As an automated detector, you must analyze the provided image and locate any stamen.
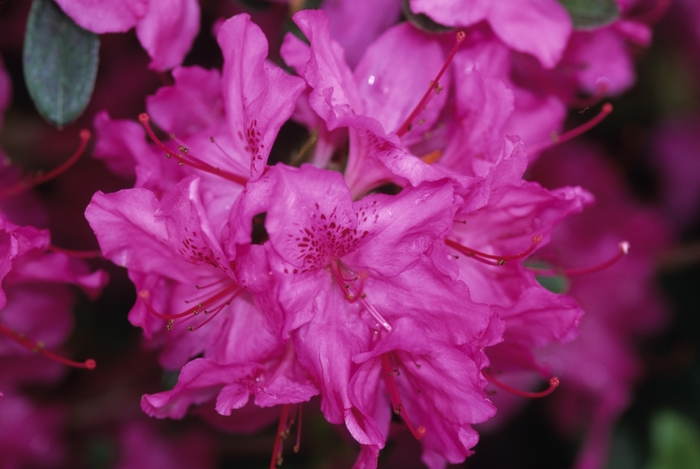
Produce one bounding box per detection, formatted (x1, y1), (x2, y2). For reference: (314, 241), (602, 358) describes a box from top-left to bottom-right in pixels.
(526, 103), (613, 154)
(0, 323), (96, 370)
(483, 368), (559, 398)
(530, 241), (629, 277)
(48, 244), (103, 259)
(187, 298), (237, 332)
(138, 114), (248, 186)
(446, 235), (542, 266)
(396, 31), (466, 138)
(208, 137), (249, 175)
(0, 129), (90, 200)
(330, 262), (392, 331)
(568, 80), (610, 109)
(293, 405), (302, 453)
(269, 404), (303, 468)
(138, 281), (240, 326)
(381, 353), (426, 440)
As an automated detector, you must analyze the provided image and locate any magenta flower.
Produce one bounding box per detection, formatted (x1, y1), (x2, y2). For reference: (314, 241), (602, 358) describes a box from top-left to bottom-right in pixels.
(527, 142), (670, 469)
(0, 392), (65, 469)
(0, 212), (107, 374)
(54, 0), (200, 70)
(408, 0), (573, 68)
(228, 163), (498, 467)
(281, 10), (453, 195)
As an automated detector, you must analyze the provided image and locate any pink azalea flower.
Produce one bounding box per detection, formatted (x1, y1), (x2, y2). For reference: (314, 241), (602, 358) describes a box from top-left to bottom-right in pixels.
(281, 10), (453, 195)
(228, 163), (498, 467)
(0, 213), (107, 374)
(321, 0), (402, 69)
(526, 142), (670, 469)
(408, 0), (573, 68)
(54, 0), (200, 70)
(86, 12), (317, 437)
(0, 392), (65, 469)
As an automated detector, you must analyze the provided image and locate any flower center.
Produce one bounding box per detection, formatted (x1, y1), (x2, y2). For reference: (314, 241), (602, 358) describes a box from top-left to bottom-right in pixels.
(330, 260), (392, 332)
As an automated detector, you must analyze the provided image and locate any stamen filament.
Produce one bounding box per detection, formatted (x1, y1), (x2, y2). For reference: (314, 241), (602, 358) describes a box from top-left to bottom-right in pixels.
(483, 369), (559, 398)
(526, 103), (613, 154)
(138, 114), (248, 186)
(293, 405), (302, 453)
(0, 323), (96, 370)
(446, 235), (542, 266)
(138, 282), (240, 322)
(0, 129), (90, 200)
(381, 353), (426, 440)
(396, 31), (466, 138)
(270, 404), (291, 469)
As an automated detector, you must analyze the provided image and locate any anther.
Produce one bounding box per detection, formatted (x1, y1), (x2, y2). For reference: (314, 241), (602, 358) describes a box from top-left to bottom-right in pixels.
(526, 103), (613, 154)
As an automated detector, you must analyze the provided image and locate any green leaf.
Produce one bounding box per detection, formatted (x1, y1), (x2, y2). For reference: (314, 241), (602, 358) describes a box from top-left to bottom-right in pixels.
(535, 273), (569, 294)
(23, 0), (99, 127)
(647, 410), (700, 469)
(558, 0), (620, 30)
(401, 0), (452, 33)
(526, 260), (570, 294)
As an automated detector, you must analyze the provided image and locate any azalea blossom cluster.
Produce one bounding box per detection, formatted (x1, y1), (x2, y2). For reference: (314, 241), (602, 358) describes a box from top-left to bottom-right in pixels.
(0, 0), (681, 468)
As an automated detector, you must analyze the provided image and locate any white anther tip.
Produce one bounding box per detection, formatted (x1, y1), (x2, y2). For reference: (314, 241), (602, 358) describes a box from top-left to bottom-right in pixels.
(619, 241), (630, 255)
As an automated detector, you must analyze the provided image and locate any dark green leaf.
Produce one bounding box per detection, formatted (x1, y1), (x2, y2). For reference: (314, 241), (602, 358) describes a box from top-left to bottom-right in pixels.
(526, 260), (570, 294)
(558, 0), (620, 30)
(23, 0), (99, 127)
(402, 0), (452, 33)
(535, 273), (569, 294)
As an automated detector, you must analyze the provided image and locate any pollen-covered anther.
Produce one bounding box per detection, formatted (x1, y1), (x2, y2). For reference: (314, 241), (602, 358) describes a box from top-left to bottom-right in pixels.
(138, 113), (248, 186)
(446, 234), (542, 267)
(0, 323), (96, 370)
